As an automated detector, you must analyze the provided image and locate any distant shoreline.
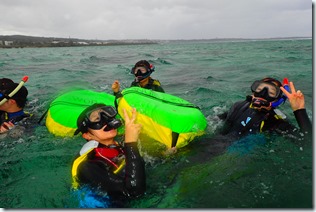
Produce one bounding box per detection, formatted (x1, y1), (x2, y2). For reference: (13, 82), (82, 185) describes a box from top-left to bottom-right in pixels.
(0, 35), (311, 48)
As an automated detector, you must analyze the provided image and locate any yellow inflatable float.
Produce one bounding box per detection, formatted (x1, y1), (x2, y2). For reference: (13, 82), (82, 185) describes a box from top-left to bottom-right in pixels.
(46, 87), (207, 148)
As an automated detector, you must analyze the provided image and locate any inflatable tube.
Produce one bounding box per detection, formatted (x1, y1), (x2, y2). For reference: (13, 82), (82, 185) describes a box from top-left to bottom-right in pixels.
(46, 90), (116, 137)
(117, 87), (207, 148)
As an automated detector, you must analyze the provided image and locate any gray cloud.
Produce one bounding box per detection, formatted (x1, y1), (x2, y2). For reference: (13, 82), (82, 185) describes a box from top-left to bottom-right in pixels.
(0, 0), (312, 40)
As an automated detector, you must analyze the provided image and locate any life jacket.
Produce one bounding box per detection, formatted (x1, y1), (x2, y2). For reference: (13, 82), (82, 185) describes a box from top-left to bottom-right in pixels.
(72, 140), (126, 189)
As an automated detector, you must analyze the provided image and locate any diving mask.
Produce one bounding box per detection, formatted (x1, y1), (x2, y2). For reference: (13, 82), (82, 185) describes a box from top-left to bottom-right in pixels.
(75, 105), (122, 135)
(251, 80), (282, 102)
(131, 63), (155, 82)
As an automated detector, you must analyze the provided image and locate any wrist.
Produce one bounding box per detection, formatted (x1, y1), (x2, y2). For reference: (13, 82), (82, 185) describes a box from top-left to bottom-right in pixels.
(125, 140), (137, 143)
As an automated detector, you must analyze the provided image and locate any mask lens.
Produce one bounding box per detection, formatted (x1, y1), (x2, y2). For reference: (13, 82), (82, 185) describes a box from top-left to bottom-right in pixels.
(134, 67), (148, 74)
(251, 81), (280, 98)
(85, 106), (120, 131)
(99, 106), (117, 118)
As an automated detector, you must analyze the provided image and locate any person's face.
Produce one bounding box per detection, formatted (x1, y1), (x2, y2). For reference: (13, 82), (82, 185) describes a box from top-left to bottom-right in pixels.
(133, 66), (148, 75)
(0, 99), (14, 112)
(253, 82), (278, 98)
(83, 109), (118, 142)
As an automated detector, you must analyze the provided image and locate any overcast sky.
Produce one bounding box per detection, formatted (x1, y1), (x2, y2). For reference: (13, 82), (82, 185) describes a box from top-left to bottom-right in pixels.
(0, 0), (312, 40)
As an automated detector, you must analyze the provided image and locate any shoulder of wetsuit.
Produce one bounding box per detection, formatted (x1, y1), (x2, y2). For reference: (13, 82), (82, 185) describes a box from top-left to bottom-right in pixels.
(151, 79), (161, 86)
(150, 79), (165, 92)
(131, 80), (139, 86)
(10, 112), (32, 124)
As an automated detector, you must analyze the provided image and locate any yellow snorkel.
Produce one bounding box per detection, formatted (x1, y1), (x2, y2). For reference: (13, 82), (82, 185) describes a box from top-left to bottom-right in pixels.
(0, 76), (29, 106)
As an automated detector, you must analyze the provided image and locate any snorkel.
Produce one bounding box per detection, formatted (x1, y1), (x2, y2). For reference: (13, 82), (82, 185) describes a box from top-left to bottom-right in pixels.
(271, 78), (290, 108)
(0, 76), (29, 106)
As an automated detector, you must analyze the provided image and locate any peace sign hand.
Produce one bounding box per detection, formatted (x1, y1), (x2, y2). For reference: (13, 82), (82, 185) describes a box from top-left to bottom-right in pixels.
(123, 108), (142, 143)
(280, 81), (305, 111)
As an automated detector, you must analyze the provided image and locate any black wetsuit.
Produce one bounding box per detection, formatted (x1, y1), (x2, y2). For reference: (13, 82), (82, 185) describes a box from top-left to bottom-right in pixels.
(184, 96), (312, 165)
(0, 110), (32, 138)
(220, 96), (312, 141)
(130, 77), (165, 93)
(73, 142), (146, 201)
(0, 110), (30, 125)
(113, 78), (164, 101)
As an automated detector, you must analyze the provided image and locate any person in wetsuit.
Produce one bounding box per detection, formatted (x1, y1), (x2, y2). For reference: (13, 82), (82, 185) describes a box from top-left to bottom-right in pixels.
(0, 78), (31, 136)
(111, 60), (165, 97)
(72, 103), (146, 206)
(220, 77), (312, 142)
(112, 60), (180, 155)
(184, 77), (312, 165)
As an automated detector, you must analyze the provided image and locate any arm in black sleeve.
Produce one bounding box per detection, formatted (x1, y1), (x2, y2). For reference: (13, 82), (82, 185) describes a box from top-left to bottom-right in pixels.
(113, 91), (123, 98)
(268, 109), (312, 144)
(123, 142), (146, 198)
(293, 109), (312, 135)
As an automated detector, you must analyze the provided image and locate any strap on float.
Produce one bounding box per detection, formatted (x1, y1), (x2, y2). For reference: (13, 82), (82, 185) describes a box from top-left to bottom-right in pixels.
(171, 131), (179, 148)
(37, 108), (49, 124)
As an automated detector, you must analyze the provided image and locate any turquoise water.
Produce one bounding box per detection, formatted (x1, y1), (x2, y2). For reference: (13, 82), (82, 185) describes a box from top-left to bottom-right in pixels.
(0, 39), (313, 208)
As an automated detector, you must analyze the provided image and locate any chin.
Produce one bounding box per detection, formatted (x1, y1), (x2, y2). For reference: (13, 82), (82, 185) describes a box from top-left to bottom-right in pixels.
(108, 129), (118, 134)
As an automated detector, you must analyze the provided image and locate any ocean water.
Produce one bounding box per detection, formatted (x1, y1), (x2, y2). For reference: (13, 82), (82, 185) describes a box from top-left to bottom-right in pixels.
(0, 39), (313, 208)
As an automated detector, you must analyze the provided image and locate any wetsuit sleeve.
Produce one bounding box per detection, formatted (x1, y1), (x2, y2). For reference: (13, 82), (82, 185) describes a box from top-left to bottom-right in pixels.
(123, 142), (146, 197)
(113, 91), (123, 99)
(0, 111), (5, 125)
(152, 80), (165, 93)
(265, 109), (312, 143)
(293, 109), (312, 135)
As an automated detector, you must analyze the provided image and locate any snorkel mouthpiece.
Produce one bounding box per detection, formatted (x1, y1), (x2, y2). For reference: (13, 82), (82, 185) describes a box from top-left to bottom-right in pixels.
(104, 119), (122, 131)
(0, 76), (28, 106)
(271, 78), (290, 108)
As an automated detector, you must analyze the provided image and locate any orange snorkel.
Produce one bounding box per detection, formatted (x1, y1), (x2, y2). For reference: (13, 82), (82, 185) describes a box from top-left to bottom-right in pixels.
(0, 76), (29, 106)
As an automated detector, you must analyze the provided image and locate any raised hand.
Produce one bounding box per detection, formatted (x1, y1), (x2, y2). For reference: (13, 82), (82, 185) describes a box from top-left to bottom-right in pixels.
(123, 108), (142, 143)
(280, 81), (305, 111)
(112, 80), (120, 93)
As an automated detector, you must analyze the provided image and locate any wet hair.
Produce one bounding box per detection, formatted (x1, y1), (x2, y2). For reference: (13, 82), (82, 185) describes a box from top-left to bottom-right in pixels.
(133, 60), (151, 70)
(0, 78), (14, 90)
(261, 77), (282, 87)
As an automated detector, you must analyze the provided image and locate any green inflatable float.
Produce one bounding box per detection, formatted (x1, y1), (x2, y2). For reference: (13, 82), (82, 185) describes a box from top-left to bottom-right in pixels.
(46, 87), (207, 148)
